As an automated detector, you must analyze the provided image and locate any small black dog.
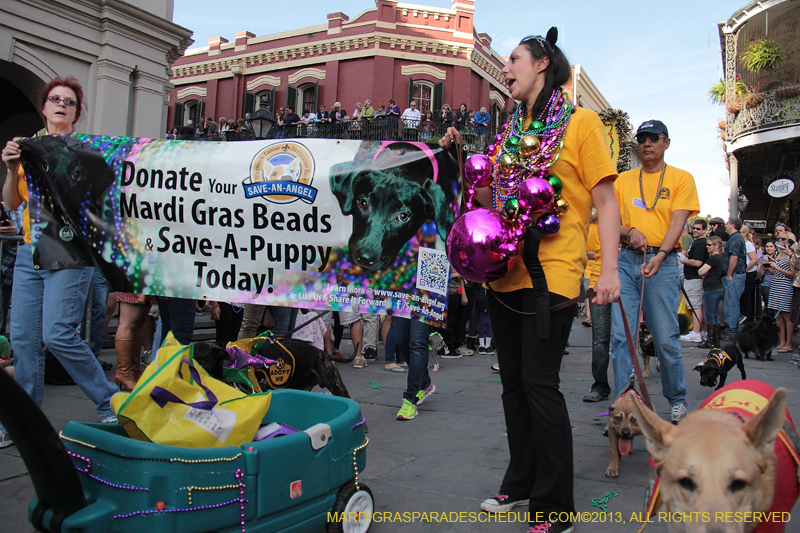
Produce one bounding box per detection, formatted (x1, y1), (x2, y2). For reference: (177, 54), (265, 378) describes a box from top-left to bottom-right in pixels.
(693, 344), (746, 390)
(330, 142), (457, 271)
(192, 340), (352, 398)
(736, 314), (780, 361)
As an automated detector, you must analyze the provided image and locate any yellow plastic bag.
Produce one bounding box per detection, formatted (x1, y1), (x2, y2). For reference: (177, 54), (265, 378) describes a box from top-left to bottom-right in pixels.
(111, 333), (271, 448)
(678, 294), (693, 332)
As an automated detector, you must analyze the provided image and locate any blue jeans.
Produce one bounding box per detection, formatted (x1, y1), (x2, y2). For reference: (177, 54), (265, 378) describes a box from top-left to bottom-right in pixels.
(589, 300), (612, 398)
(610, 249), (686, 406)
(272, 306), (299, 338)
(11, 244), (117, 419)
(722, 273), (746, 335)
(394, 317), (432, 403)
(383, 319), (405, 365)
(80, 268), (109, 357)
(156, 297), (196, 345)
(703, 288), (724, 325)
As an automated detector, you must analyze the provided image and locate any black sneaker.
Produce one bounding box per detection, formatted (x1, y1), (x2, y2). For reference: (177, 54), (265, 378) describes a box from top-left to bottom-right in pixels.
(480, 493), (528, 513)
(478, 346), (487, 355)
(528, 521), (573, 533)
(363, 347), (378, 361)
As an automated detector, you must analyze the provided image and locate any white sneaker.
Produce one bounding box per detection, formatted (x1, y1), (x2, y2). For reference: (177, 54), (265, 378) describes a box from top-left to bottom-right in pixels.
(680, 332), (702, 343)
(669, 403), (688, 425)
(100, 416), (118, 424)
(0, 429), (13, 448)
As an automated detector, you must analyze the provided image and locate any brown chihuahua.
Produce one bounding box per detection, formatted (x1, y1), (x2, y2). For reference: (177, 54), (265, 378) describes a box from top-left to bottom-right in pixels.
(605, 382), (643, 478)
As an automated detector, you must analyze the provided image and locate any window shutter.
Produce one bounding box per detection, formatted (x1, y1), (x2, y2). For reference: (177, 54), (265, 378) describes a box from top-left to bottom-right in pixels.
(433, 81), (444, 113)
(286, 86), (297, 111)
(491, 103), (498, 132)
(408, 77), (414, 108)
(312, 81), (318, 114)
(173, 102), (184, 127)
(269, 87), (276, 110)
(243, 92), (255, 116)
(197, 99), (204, 121)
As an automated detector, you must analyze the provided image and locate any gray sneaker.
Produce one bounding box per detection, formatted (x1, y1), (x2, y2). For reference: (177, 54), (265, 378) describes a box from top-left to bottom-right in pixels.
(582, 390), (608, 402)
(669, 403), (688, 425)
(0, 429), (13, 448)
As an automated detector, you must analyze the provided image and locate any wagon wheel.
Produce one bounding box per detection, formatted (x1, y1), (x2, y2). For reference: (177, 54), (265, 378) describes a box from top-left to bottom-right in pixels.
(326, 482), (374, 533)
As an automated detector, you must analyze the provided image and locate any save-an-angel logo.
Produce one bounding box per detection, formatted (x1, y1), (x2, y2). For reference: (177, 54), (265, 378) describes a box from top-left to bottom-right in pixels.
(243, 142), (317, 204)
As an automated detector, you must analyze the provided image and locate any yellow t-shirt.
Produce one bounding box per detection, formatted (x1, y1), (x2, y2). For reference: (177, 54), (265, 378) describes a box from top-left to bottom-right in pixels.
(587, 222), (602, 289)
(615, 165), (700, 248)
(490, 107), (618, 299)
(17, 165), (31, 245)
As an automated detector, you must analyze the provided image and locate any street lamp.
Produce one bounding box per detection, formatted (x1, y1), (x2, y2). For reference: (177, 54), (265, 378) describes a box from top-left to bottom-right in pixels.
(249, 104), (276, 139)
(737, 187), (749, 213)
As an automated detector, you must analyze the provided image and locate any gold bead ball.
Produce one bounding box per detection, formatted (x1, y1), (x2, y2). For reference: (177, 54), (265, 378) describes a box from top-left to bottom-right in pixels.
(496, 153), (518, 176)
(518, 135), (541, 158)
(555, 198), (569, 214)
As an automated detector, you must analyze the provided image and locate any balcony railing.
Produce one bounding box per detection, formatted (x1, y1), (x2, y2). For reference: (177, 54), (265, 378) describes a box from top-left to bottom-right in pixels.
(728, 91), (800, 143)
(181, 121), (499, 154)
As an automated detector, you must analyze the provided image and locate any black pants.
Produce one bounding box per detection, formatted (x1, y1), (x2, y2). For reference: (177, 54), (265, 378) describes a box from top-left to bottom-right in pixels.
(488, 289), (575, 520)
(740, 271), (758, 320)
(215, 303), (244, 347)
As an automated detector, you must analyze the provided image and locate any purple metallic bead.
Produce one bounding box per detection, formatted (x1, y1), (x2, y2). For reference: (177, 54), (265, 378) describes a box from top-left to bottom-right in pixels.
(516, 178), (555, 215)
(446, 208), (519, 283)
(535, 213), (561, 235)
(486, 144), (498, 156)
(494, 134), (504, 144)
(463, 154), (495, 188)
(502, 123), (508, 131)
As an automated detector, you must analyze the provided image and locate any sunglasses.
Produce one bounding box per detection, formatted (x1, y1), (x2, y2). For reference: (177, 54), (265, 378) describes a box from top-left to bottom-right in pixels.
(636, 133), (662, 144)
(47, 95), (77, 107)
(693, 227), (705, 231)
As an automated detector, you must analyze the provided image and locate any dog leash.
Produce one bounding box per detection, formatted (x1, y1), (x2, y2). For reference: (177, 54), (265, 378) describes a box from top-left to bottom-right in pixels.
(273, 309), (332, 340)
(486, 285), (655, 410)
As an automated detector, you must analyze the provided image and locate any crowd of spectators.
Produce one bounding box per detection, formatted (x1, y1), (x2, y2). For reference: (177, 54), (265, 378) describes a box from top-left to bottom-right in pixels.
(170, 98), (498, 149)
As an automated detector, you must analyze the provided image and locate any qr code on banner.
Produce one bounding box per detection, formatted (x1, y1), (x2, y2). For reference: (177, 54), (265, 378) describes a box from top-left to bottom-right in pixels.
(416, 247), (450, 296)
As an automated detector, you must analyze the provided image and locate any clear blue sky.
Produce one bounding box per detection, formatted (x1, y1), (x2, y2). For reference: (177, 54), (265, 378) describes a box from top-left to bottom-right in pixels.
(173, 0), (744, 218)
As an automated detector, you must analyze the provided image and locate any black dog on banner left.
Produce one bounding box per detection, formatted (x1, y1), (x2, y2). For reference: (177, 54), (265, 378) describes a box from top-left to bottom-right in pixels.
(330, 142), (457, 271)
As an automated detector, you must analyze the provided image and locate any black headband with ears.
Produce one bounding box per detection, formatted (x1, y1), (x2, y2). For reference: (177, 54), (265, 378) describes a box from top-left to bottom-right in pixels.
(545, 27), (558, 47)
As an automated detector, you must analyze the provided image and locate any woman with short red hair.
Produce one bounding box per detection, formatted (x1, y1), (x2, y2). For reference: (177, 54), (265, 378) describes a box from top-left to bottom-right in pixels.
(0, 76), (119, 448)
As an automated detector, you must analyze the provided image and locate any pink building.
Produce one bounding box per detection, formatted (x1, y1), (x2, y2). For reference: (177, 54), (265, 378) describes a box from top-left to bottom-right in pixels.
(168, 0), (513, 130)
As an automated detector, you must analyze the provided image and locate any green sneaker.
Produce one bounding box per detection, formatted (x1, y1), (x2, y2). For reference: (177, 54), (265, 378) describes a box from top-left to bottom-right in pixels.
(415, 383), (436, 406)
(396, 399), (418, 420)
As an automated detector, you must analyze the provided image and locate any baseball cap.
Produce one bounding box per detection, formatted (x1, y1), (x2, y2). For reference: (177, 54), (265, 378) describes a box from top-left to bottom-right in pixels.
(636, 120), (669, 137)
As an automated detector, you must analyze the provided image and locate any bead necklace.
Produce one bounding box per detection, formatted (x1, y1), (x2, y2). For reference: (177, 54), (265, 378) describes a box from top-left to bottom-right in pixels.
(638, 164), (668, 211)
(488, 88), (572, 235)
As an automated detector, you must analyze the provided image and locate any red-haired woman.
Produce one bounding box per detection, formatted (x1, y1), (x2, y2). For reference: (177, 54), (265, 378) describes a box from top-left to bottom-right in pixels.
(1, 77), (120, 447)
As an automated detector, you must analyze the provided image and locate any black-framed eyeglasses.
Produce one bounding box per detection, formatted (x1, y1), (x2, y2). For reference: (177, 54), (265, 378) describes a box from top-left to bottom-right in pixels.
(47, 95), (77, 107)
(636, 133), (662, 144)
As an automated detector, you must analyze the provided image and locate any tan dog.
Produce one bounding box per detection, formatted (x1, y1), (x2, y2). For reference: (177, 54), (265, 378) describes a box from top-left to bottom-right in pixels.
(606, 383), (643, 478)
(630, 381), (800, 533)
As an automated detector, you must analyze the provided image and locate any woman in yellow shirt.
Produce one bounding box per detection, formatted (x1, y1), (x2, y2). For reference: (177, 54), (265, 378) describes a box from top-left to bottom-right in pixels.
(441, 28), (620, 533)
(0, 77), (119, 448)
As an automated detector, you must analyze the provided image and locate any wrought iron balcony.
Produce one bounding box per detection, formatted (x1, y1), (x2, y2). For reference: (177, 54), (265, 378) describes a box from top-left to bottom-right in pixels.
(728, 90), (800, 144)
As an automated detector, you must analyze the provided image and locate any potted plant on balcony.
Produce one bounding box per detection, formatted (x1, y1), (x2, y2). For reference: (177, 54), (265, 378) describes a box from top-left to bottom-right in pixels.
(741, 39), (785, 72)
(775, 85), (800, 100)
(709, 78), (748, 114)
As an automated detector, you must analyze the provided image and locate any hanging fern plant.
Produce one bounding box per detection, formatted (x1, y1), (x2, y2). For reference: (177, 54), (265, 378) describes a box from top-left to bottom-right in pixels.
(707, 79), (747, 104)
(741, 39), (785, 71)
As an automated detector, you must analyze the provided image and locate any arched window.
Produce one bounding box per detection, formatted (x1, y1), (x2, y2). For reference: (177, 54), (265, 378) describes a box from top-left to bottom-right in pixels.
(410, 81), (434, 115)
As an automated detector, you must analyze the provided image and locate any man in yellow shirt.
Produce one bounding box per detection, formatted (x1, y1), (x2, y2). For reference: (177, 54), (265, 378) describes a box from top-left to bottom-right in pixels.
(612, 120), (700, 424)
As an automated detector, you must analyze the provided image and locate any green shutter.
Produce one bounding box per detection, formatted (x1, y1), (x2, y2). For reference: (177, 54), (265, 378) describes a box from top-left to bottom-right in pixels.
(243, 92), (255, 115)
(173, 102), (184, 127)
(433, 81), (444, 113)
(286, 86), (297, 111)
(408, 77), (414, 108)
